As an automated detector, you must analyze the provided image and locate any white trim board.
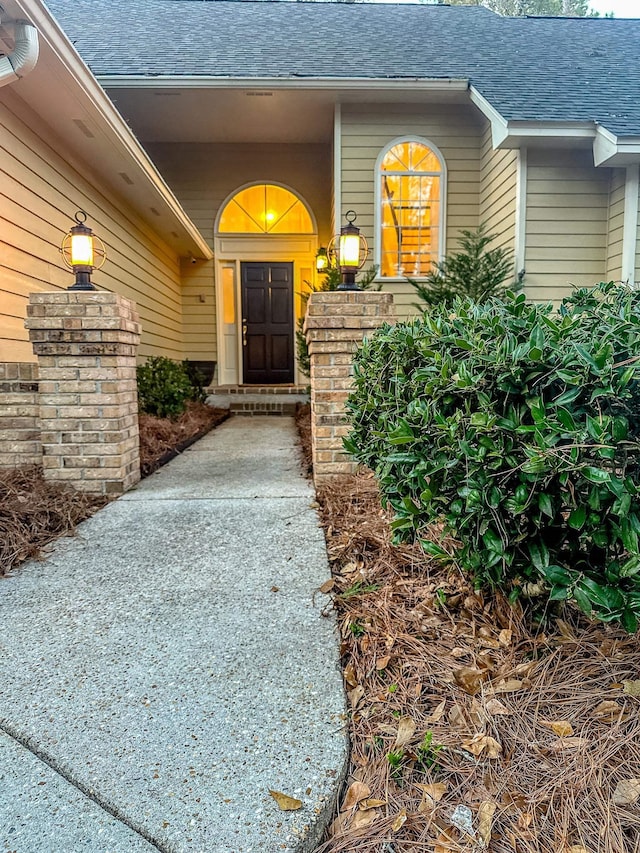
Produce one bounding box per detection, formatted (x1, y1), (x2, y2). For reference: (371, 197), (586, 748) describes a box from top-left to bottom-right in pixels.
(622, 164), (639, 285)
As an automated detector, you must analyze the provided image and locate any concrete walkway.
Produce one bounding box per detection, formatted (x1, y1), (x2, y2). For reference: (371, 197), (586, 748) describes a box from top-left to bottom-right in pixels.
(0, 417), (347, 853)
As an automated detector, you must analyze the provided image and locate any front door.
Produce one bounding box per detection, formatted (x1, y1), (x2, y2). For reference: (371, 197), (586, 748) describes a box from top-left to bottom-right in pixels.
(241, 262), (294, 385)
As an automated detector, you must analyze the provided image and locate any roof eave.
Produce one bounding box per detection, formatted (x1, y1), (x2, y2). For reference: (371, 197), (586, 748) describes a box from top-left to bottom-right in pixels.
(98, 75), (471, 92)
(7, 0), (212, 259)
(594, 126), (640, 166)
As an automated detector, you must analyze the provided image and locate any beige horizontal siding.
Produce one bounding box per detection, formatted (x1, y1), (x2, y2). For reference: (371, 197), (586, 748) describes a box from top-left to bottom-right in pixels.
(146, 142), (332, 361)
(0, 90), (183, 363)
(524, 148), (610, 302)
(340, 103), (483, 320)
(479, 123), (518, 256)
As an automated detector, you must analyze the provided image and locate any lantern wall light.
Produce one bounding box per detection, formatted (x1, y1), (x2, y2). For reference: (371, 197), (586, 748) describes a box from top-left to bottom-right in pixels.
(61, 210), (106, 291)
(317, 211), (369, 290)
(315, 247), (329, 273)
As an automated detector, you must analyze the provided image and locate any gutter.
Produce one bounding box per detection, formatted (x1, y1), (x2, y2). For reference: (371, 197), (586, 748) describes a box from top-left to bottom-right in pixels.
(98, 75), (471, 92)
(0, 12), (39, 87)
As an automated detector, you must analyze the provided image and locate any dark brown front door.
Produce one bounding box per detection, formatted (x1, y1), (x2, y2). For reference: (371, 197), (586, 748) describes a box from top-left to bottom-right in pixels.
(241, 262), (294, 385)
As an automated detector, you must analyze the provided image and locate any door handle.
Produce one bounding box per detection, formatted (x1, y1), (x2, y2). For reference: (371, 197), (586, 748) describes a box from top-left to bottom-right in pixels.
(242, 320), (247, 347)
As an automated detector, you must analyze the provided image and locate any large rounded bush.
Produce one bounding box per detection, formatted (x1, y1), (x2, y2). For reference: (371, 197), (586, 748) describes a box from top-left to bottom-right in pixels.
(345, 284), (640, 631)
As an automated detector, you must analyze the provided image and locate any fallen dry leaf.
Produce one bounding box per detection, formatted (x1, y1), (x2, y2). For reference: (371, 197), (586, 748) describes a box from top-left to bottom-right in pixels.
(567, 846), (589, 853)
(499, 629), (513, 647)
(343, 662), (358, 688)
(416, 781), (448, 814)
(391, 808), (407, 832)
(376, 655), (390, 670)
(453, 666), (488, 695)
(351, 808), (379, 830)
(318, 578), (335, 594)
(548, 737), (590, 751)
(592, 700), (622, 720)
(612, 778), (640, 805)
(426, 698), (447, 723)
(341, 781), (371, 811)
(623, 680), (640, 696)
(485, 698), (511, 716)
(434, 830), (456, 853)
(489, 679), (524, 694)
(394, 715), (416, 747)
(463, 734), (502, 758)
(359, 798), (386, 810)
(268, 790), (302, 811)
(478, 800), (497, 847)
(541, 720), (574, 737)
(348, 685), (365, 711)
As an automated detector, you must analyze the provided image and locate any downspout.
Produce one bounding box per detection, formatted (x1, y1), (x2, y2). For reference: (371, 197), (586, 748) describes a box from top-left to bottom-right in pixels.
(0, 17), (39, 87)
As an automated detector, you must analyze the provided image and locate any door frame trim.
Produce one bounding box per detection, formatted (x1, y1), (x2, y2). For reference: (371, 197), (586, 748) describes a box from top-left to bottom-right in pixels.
(213, 235), (317, 385)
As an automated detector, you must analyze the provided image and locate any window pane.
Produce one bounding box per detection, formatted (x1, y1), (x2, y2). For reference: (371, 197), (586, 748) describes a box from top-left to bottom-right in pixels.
(379, 167), (440, 277)
(219, 184), (314, 234)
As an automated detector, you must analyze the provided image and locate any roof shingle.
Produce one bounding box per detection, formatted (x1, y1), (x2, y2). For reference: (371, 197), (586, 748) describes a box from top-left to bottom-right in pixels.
(45, 0), (640, 137)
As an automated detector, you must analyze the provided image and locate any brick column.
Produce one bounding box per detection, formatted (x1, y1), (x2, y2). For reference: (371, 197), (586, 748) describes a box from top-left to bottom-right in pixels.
(304, 291), (395, 486)
(25, 292), (141, 496)
(0, 363), (41, 468)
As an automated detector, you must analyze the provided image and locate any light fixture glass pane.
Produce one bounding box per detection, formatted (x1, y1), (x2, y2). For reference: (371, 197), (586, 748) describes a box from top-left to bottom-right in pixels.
(71, 233), (93, 266)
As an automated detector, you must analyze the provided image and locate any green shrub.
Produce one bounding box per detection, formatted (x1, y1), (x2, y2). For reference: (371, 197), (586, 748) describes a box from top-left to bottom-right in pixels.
(407, 223), (522, 308)
(345, 284), (640, 632)
(137, 356), (196, 419)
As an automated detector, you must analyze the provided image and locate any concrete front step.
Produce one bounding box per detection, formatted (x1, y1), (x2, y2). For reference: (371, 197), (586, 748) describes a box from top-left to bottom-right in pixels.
(207, 391), (309, 416)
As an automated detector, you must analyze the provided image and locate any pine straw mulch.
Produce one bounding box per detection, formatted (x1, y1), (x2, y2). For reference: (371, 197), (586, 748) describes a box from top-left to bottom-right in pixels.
(0, 467), (107, 576)
(314, 472), (640, 853)
(1, 402), (230, 576)
(139, 400), (229, 476)
(295, 401), (313, 477)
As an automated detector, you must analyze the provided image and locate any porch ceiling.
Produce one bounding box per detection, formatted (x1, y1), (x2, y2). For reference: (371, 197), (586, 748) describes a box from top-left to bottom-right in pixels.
(104, 86), (470, 145)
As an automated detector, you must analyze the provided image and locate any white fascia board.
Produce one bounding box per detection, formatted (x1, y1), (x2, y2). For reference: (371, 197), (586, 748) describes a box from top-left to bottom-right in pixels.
(594, 126), (640, 167)
(10, 0), (212, 259)
(469, 85), (509, 147)
(99, 76), (471, 92)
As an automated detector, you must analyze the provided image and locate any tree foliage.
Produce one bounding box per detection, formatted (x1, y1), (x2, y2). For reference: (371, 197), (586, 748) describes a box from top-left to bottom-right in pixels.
(407, 223), (520, 308)
(433, 0), (596, 15)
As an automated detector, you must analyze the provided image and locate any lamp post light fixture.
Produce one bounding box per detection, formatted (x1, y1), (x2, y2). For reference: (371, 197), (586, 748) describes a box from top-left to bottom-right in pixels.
(61, 210), (106, 291)
(315, 246), (329, 273)
(336, 210), (367, 291)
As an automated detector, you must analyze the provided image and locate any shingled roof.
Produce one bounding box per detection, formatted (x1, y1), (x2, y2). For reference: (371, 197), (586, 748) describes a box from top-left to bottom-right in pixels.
(45, 0), (640, 137)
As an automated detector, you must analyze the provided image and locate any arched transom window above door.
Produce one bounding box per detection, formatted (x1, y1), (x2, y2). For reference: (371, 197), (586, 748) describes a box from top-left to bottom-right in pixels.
(378, 138), (445, 278)
(218, 184), (315, 235)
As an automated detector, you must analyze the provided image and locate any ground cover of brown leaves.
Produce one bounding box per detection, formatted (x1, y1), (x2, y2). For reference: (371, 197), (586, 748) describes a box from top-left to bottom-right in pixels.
(0, 467), (107, 576)
(139, 401), (229, 476)
(314, 473), (640, 853)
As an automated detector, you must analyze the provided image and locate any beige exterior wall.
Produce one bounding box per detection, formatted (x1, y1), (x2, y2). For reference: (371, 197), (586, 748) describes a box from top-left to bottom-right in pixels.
(606, 168), (626, 283)
(339, 103), (483, 319)
(479, 123), (518, 254)
(524, 148), (610, 302)
(0, 90), (183, 363)
(147, 142), (333, 363)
